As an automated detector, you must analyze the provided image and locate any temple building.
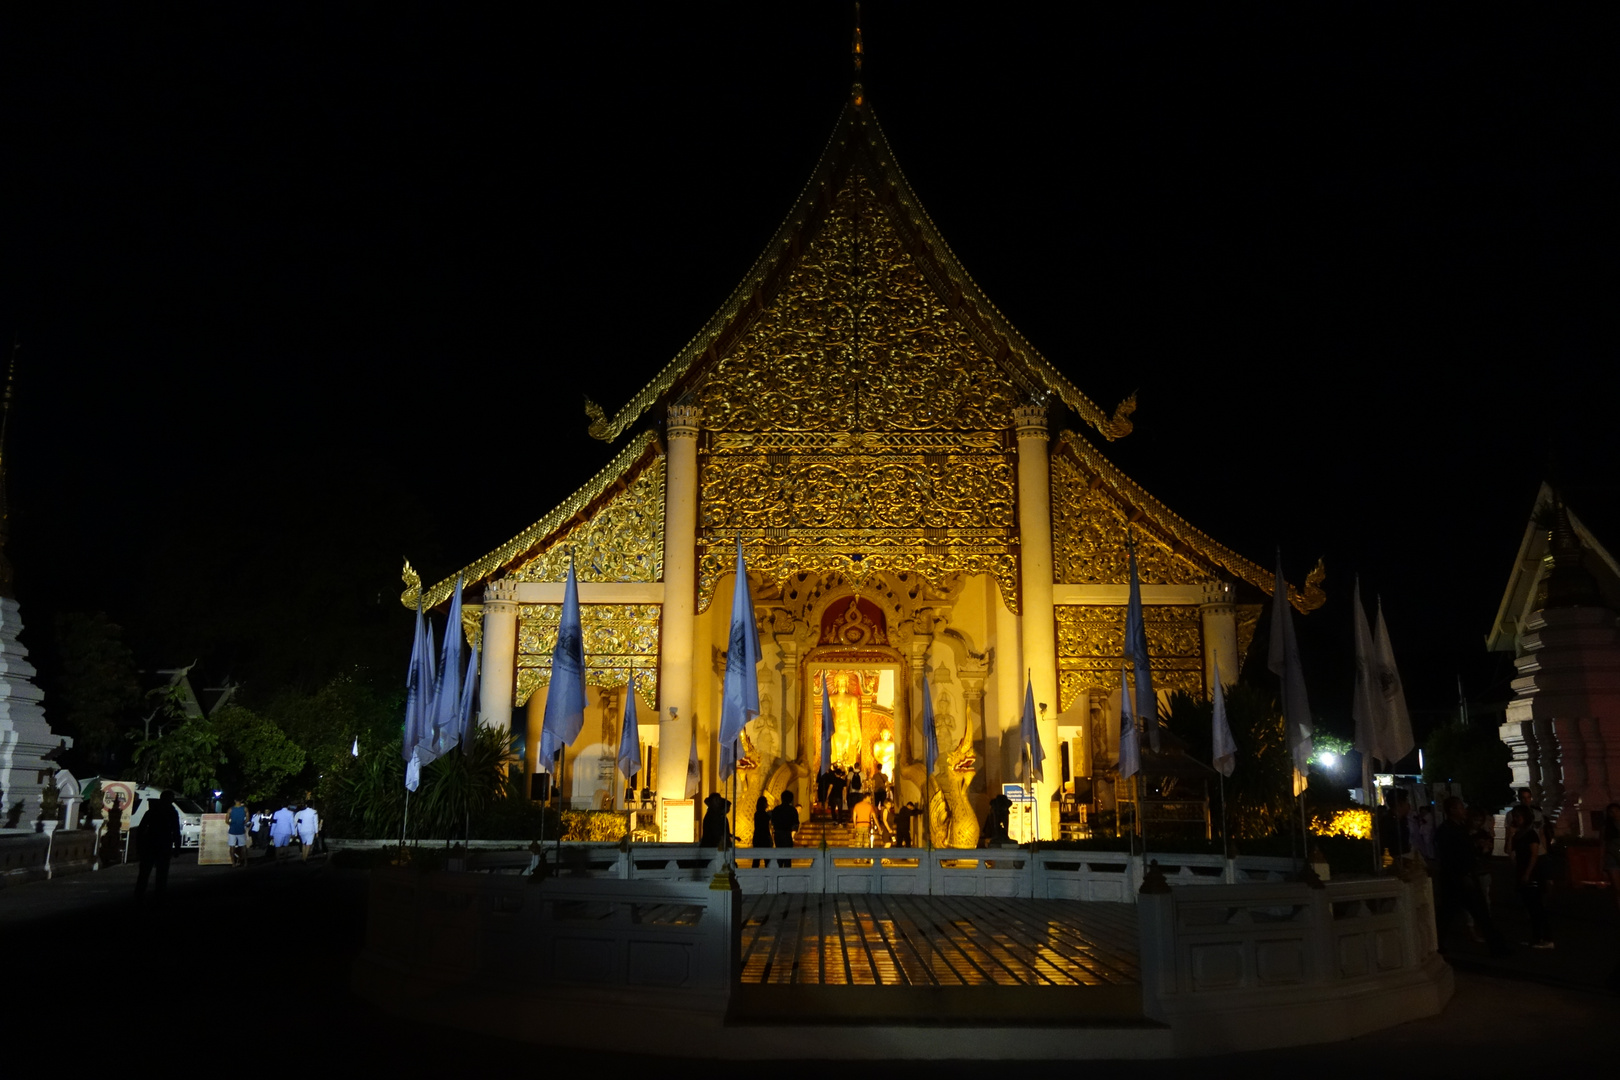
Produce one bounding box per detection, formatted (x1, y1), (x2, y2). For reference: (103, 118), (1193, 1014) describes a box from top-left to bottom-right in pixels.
(1488, 485), (1620, 836)
(401, 81), (1323, 844)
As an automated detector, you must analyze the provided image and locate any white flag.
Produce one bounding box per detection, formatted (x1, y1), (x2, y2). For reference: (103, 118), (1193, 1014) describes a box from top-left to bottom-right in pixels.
(1118, 666), (1140, 781)
(351, 736), (359, 758)
(1267, 556), (1313, 777)
(1211, 657), (1236, 778)
(1372, 598), (1415, 765)
(405, 748), (422, 793)
(1350, 577), (1380, 763)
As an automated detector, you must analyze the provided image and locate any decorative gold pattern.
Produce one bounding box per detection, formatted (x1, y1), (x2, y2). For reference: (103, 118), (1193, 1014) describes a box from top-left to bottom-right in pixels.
(1055, 605), (1205, 712)
(461, 603), (483, 650)
(1050, 454), (1209, 586)
(404, 431), (661, 611)
(1235, 605), (1262, 674)
(1052, 431), (1326, 613)
(587, 103), (1130, 444)
(513, 604), (661, 707)
(686, 172), (1025, 617)
(695, 174), (1018, 433)
(511, 459), (664, 583)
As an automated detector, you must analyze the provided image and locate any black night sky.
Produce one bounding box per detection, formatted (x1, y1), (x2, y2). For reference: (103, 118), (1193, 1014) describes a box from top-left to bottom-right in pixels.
(3, 5), (1615, 739)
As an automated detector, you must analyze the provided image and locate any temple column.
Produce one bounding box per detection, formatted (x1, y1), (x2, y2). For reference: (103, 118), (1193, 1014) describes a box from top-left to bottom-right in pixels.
(656, 405), (701, 800)
(479, 578), (519, 732)
(1015, 404), (1059, 837)
(1200, 581), (1239, 695)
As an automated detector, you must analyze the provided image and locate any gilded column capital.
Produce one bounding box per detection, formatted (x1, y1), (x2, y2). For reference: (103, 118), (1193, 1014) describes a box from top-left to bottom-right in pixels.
(1199, 580), (1235, 612)
(1014, 404), (1049, 442)
(484, 578), (520, 608)
(667, 405), (703, 440)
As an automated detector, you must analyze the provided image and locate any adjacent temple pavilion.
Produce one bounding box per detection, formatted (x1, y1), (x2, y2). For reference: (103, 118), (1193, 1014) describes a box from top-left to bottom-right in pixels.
(401, 77), (1324, 845)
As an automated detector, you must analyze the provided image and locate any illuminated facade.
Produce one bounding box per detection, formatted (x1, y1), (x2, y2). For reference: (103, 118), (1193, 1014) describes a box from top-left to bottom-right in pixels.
(401, 88), (1322, 843)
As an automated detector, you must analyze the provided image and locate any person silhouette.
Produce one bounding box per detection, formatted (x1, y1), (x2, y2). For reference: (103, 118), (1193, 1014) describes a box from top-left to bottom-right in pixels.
(135, 791), (181, 900)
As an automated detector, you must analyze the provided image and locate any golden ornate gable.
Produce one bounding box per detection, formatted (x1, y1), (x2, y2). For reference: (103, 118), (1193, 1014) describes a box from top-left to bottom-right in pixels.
(694, 172), (1018, 432)
(583, 101), (1136, 445)
(1050, 430), (1326, 612)
(403, 431), (663, 611)
(690, 169), (1021, 612)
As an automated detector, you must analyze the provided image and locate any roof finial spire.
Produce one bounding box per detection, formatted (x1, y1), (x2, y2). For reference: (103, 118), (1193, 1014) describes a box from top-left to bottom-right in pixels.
(0, 339), (17, 599)
(851, 3), (865, 108)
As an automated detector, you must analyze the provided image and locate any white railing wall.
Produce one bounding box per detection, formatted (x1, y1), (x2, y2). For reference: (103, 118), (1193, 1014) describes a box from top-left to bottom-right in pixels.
(1135, 874), (1449, 1053)
(477, 844), (1298, 903)
(361, 866), (739, 1002)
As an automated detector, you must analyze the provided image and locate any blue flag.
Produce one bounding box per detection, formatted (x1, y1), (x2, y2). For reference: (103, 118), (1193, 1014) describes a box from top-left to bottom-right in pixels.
(1019, 674), (1044, 784)
(457, 639), (480, 749)
(1118, 666), (1141, 781)
(1211, 657), (1236, 777)
(1123, 542), (1158, 752)
(403, 600), (431, 761)
(429, 575), (465, 753)
(820, 676), (835, 775)
(617, 671), (642, 783)
(718, 537), (761, 781)
(922, 670), (939, 776)
(540, 560), (588, 767)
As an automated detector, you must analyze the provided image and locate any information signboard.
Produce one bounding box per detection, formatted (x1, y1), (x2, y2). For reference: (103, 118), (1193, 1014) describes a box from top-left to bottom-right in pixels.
(1002, 783), (1036, 844)
(197, 813), (232, 865)
(659, 799), (695, 843)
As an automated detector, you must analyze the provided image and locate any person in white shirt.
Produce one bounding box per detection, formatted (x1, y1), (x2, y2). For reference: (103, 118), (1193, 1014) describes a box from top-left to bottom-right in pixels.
(270, 804), (296, 860)
(293, 804), (320, 861)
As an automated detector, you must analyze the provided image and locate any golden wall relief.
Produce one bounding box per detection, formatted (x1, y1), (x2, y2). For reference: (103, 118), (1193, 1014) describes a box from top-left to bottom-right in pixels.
(509, 458), (665, 584)
(513, 603), (660, 707)
(693, 172), (1019, 433)
(696, 437), (1019, 613)
(1055, 605), (1205, 713)
(1049, 453), (1210, 586)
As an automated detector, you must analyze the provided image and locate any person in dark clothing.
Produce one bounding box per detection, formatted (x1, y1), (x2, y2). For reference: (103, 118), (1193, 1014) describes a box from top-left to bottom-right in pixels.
(847, 768), (864, 818)
(895, 801), (919, 848)
(698, 793), (730, 848)
(135, 791), (182, 899)
(828, 766), (847, 822)
(751, 796), (773, 867)
(770, 791), (799, 867)
(982, 793), (1013, 846)
(816, 769), (834, 815)
(1434, 797), (1509, 955)
(1510, 806), (1553, 948)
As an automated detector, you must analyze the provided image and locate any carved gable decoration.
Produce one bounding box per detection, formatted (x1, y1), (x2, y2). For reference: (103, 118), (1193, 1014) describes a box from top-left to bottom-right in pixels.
(818, 596), (889, 647)
(511, 457), (665, 583)
(1051, 452), (1209, 586)
(694, 172), (1018, 433)
(691, 172), (1021, 614)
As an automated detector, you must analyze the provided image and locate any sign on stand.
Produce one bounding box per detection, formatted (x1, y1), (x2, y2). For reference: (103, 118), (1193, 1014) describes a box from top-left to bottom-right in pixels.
(198, 813), (232, 865)
(1003, 784), (1036, 845)
(660, 799), (695, 843)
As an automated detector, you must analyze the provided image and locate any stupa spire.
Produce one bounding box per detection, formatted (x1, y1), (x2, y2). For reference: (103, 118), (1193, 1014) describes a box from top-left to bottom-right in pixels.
(0, 341), (15, 599)
(851, 3), (865, 108)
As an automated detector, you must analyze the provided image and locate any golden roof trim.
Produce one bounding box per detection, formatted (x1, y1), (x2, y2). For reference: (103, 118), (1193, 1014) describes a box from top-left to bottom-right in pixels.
(585, 100), (1133, 444)
(1053, 429), (1325, 613)
(403, 430), (662, 611)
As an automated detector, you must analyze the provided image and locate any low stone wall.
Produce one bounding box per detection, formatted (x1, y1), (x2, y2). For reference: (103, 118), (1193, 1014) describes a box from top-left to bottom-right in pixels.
(0, 828), (98, 886)
(354, 866), (739, 1014)
(1136, 875), (1452, 1054)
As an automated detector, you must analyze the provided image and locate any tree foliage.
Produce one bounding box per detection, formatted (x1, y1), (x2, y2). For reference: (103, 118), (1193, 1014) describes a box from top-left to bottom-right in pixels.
(52, 612), (142, 767)
(212, 704), (305, 801)
(1162, 683), (1296, 840)
(1423, 716), (1512, 808)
